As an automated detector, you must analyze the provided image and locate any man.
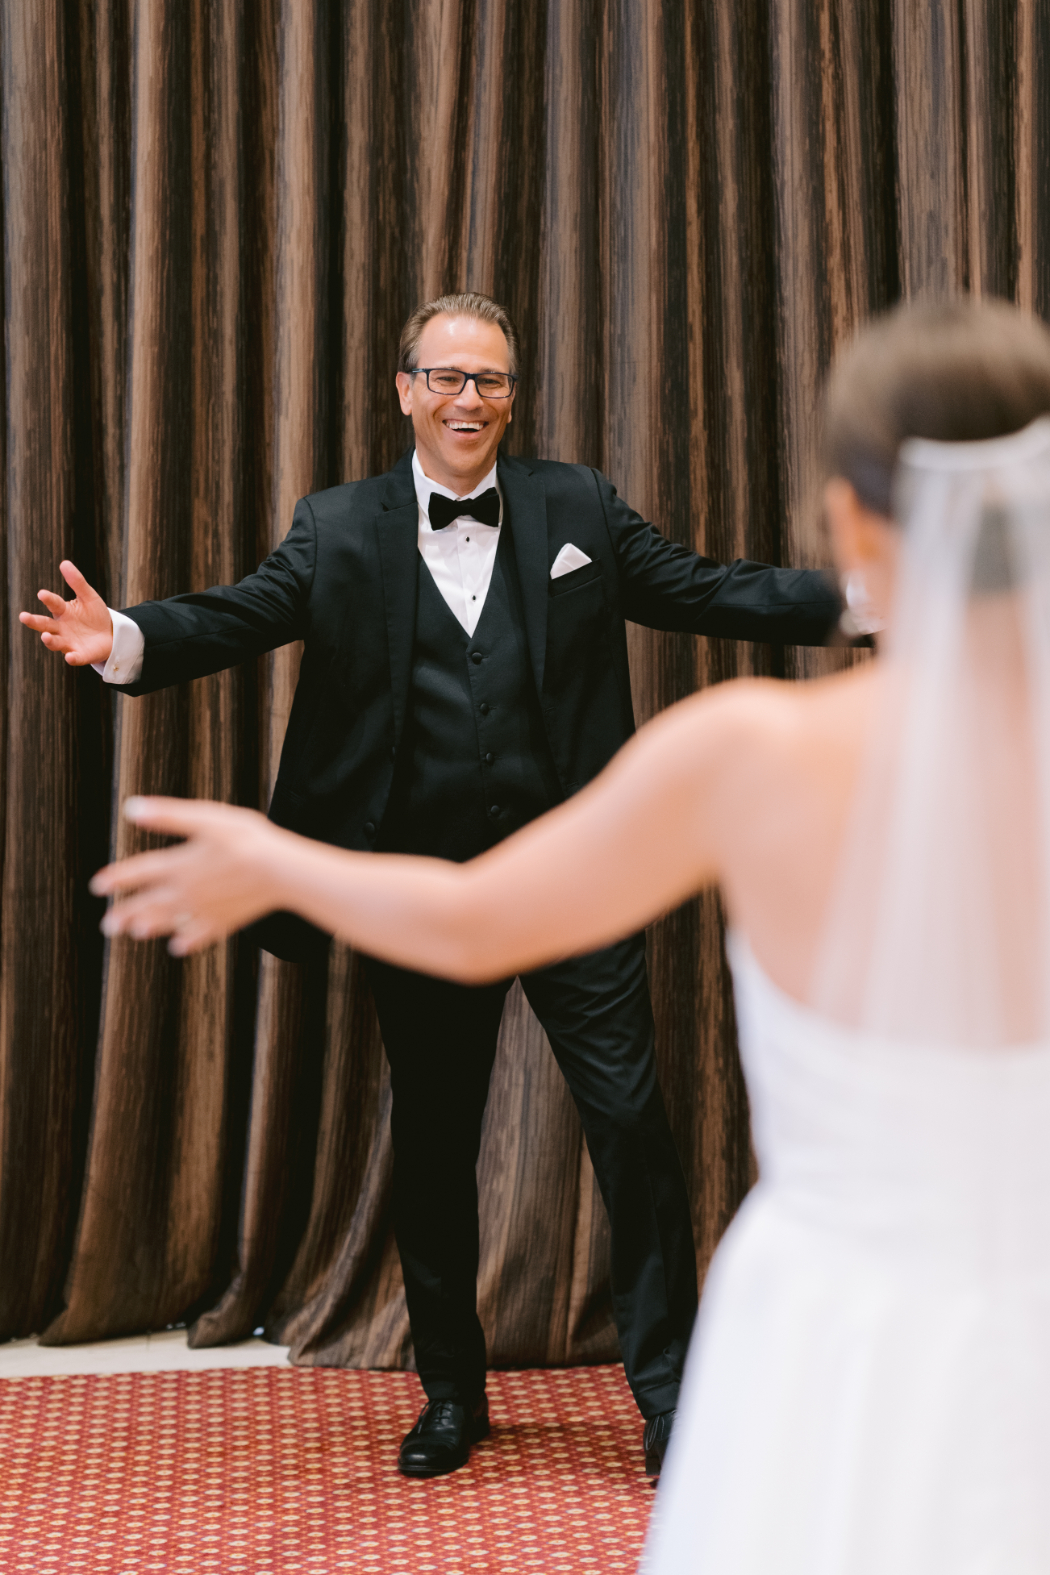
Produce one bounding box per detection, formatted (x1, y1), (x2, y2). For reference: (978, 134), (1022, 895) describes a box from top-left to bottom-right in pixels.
(22, 292), (842, 1478)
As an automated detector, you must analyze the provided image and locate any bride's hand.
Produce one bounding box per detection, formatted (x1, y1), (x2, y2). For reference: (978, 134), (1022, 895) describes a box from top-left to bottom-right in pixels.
(91, 797), (286, 954)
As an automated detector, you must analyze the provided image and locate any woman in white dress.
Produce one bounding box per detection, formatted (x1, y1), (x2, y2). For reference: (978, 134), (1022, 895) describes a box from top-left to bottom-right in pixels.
(95, 299), (1050, 1571)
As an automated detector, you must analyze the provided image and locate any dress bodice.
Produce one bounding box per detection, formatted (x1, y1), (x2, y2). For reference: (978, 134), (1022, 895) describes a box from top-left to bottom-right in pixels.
(644, 933), (1050, 1572)
(726, 930), (1050, 1281)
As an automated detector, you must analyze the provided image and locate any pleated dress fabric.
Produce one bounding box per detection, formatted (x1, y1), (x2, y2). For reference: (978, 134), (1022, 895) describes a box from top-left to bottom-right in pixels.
(644, 933), (1050, 1574)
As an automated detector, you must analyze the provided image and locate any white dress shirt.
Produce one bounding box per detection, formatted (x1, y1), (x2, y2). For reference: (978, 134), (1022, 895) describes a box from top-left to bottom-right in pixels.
(96, 450), (504, 685)
(412, 450), (503, 637)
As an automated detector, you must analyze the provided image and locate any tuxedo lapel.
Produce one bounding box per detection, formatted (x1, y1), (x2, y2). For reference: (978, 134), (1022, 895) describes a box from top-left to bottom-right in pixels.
(499, 454), (549, 696)
(375, 454), (420, 748)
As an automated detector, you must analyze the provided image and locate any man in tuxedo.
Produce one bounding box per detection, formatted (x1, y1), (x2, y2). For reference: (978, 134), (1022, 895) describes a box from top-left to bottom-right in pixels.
(23, 291), (841, 1478)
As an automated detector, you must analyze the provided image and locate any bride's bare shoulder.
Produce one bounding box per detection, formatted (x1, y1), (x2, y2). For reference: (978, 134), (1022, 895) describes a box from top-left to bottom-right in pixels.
(672, 663), (874, 733)
(648, 664), (877, 786)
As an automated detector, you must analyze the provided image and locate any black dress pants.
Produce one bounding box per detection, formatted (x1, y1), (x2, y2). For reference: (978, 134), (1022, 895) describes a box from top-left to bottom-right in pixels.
(365, 933), (698, 1420)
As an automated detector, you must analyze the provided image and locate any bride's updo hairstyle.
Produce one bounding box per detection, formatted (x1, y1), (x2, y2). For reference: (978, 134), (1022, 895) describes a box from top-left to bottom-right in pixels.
(822, 298), (1050, 518)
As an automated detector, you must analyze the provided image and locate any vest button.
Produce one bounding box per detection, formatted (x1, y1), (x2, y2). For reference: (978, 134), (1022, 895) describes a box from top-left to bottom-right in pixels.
(484, 752), (495, 765)
(489, 804), (500, 818)
(470, 651), (483, 664)
(364, 821), (376, 838)
(479, 702), (490, 715)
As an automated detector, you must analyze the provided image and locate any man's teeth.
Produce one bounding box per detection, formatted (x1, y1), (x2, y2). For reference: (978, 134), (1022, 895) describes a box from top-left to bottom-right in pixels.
(446, 421), (484, 431)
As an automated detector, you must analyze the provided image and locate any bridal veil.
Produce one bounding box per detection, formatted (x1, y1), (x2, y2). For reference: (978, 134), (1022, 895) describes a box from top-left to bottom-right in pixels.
(813, 415), (1050, 1048)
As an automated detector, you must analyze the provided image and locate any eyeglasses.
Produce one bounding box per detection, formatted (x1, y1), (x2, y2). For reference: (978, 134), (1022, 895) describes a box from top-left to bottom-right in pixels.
(409, 368), (518, 399)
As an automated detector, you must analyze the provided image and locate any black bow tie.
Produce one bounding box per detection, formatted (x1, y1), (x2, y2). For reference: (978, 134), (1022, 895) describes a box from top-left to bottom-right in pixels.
(429, 487), (501, 530)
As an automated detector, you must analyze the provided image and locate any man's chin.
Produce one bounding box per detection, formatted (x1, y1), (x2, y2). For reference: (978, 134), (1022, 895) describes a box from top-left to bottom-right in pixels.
(414, 425), (504, 487)
(435, 442), (500, 481)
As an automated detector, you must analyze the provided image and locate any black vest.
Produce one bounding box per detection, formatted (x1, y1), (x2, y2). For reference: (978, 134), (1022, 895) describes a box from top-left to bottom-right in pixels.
(379, 533), (562, 861)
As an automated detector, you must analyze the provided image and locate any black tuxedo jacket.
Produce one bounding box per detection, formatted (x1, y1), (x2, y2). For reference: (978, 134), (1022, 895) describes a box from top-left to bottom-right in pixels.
(124, 449), (839, 856)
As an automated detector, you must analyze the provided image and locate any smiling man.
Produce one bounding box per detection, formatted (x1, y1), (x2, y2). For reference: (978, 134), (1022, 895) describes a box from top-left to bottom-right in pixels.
(397, 308), (515, 491)
(22, 291), (842, 1480)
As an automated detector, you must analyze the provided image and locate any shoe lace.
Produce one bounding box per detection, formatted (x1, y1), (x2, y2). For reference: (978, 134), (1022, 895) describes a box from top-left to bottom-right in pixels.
(419, 1400), (460, 1427)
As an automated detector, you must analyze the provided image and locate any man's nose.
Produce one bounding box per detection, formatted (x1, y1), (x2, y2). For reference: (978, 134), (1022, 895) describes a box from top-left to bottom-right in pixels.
(455, 378), (485, 409)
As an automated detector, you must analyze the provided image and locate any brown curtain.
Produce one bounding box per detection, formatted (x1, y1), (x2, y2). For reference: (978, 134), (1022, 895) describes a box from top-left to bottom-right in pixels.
(1, 1), (1047, 1368)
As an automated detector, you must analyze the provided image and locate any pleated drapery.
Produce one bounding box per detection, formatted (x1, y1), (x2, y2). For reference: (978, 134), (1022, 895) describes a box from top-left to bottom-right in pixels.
(2, 2), (1048, 1370)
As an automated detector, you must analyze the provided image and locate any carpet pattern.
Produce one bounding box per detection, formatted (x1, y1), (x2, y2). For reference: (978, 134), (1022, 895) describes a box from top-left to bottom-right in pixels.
(0, 1362), (653, 1572)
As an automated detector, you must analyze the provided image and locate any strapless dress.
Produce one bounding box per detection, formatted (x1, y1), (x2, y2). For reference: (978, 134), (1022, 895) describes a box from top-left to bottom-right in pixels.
(643, 931), (1050, 1573)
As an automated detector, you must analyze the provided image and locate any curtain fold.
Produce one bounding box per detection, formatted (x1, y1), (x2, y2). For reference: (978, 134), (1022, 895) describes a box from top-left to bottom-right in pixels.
(0, 0), (103, 1337)
(2, 0), (1047, 1370)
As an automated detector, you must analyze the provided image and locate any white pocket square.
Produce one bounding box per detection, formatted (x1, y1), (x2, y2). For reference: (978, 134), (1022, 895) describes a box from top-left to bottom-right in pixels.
(550, 543), (593, 580)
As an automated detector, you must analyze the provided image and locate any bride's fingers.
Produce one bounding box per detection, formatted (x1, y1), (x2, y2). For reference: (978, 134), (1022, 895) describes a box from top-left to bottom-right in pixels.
(93, 797), (268, 942)
(168, 917), (223, 956)
(91, 843), (200, 896)
(123, 795), (254, 840)
(100, 887), (194, 938)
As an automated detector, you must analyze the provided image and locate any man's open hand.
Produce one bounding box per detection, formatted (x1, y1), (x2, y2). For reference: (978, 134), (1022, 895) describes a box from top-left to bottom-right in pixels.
(19, 560), (114, 666)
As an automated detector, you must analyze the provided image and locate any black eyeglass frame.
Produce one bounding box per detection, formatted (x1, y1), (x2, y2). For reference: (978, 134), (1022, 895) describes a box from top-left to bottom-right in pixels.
(408, 367), (519, 399)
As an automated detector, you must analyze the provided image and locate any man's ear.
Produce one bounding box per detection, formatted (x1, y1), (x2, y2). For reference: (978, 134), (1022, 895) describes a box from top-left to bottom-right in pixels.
(396, 372), (413, 417)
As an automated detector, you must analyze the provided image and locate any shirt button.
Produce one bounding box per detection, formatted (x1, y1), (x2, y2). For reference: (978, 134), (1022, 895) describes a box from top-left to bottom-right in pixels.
(489, 805), (500, 818)
(364, 821), (376, 838)
(470, 651), (483, 665)
(484, 752), (495, 765)
(479, 702), (490, 715)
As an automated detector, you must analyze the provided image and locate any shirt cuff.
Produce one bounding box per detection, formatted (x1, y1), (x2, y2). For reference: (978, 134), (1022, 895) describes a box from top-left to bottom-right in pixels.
(93, 608), (145, 684)
(840, 572), (886, 637)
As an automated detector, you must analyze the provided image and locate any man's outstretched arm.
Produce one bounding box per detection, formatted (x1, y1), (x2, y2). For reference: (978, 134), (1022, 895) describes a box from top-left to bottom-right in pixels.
(590, 470), (844, 645)
(20, 498), (319, 694)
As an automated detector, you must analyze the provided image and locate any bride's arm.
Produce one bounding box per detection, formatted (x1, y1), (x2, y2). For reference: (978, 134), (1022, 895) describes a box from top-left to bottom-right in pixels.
(93, 683), (761, 979)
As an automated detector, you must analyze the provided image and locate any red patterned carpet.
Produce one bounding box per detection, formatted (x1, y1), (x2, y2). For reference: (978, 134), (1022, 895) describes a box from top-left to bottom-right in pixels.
(0, 1362), (653, 1572)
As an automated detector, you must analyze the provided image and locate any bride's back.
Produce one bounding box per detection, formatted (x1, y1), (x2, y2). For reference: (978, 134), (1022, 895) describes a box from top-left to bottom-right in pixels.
(709, 300), (1050, 1046)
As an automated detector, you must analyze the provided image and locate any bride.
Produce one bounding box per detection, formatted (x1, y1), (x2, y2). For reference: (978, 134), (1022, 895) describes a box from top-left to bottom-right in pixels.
(94, 299), (1050, 1570)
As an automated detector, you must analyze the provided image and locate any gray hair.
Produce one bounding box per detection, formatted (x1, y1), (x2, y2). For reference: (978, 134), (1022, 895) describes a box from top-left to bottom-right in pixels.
(398, 291), (520, 375)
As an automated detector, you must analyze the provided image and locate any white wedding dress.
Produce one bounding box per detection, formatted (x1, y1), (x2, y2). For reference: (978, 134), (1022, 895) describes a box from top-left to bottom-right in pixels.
(643, 931), (1050, 1574)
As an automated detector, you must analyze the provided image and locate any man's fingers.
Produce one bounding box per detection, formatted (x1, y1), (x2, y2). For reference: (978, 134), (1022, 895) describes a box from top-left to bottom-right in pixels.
(36, 589), (69, 617)
(59, 560), (96, 600)
(19, 612), (60, 635)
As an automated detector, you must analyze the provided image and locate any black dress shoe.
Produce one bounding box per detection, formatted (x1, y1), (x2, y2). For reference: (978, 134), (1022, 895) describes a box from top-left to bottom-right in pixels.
(397, 1396), (491, 1477)
(643, 1408), (676, 1478)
